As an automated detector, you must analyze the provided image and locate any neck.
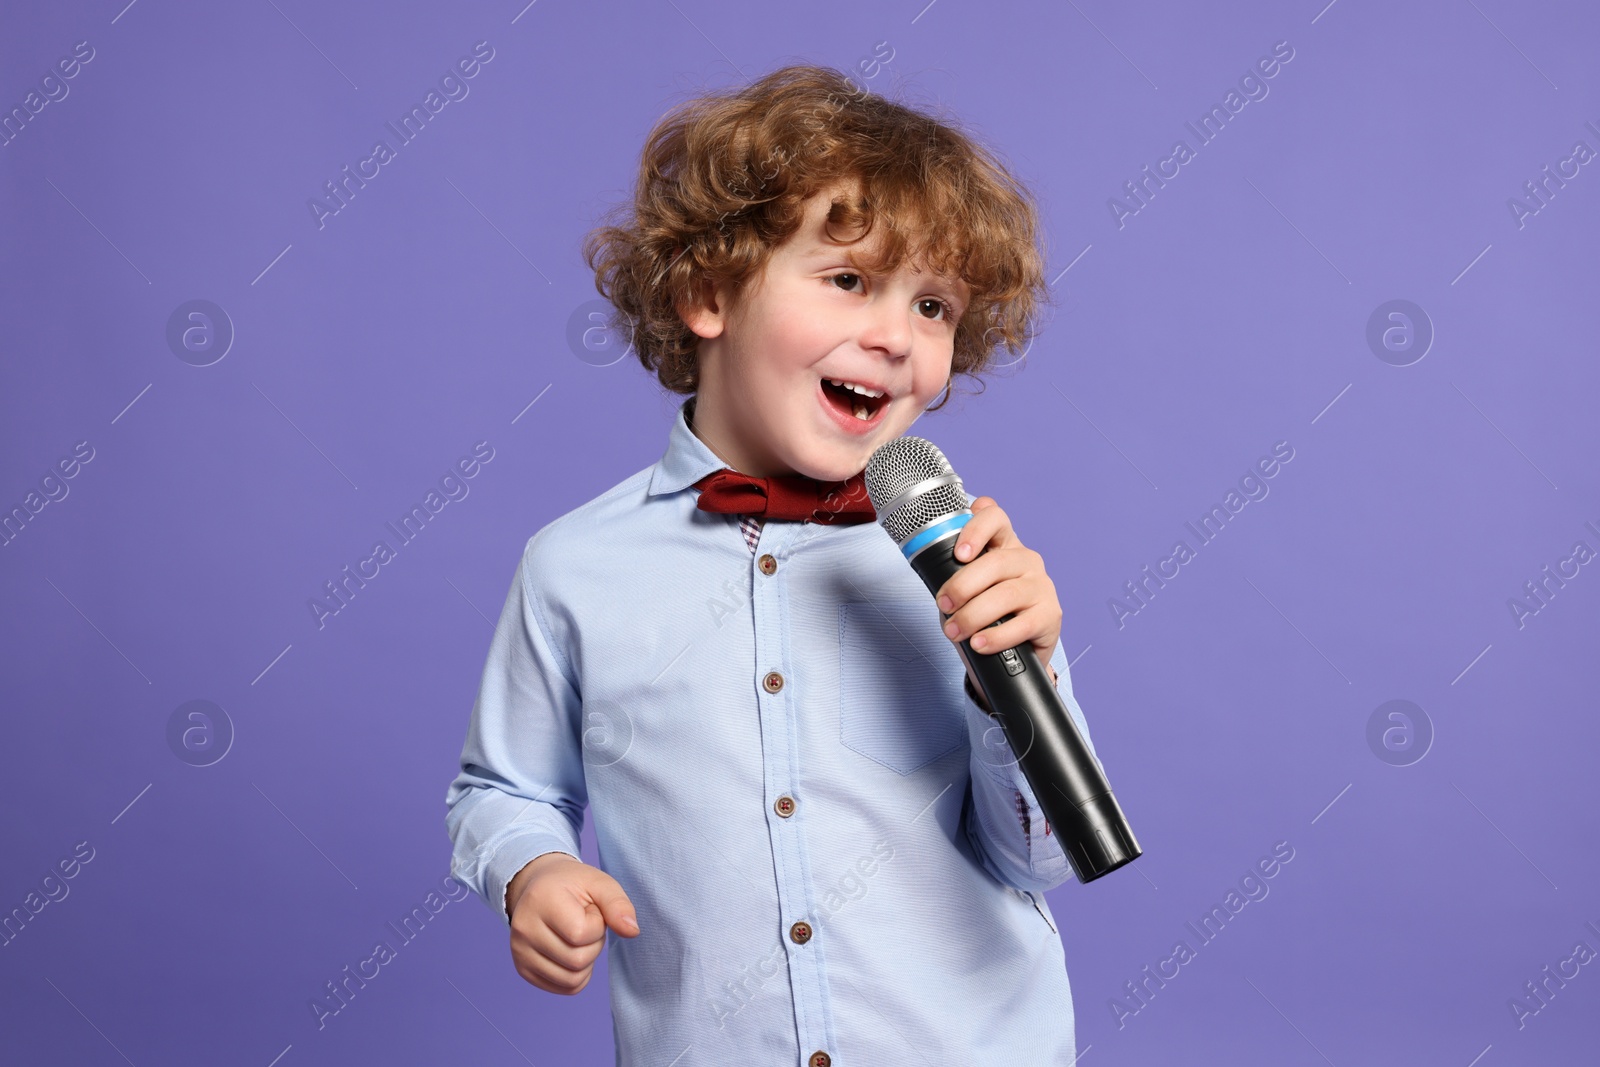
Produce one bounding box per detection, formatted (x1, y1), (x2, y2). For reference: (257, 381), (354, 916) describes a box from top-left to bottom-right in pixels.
(687, 392), (787, 479)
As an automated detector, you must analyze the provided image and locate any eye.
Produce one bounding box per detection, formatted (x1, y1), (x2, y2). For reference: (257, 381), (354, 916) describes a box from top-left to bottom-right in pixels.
(829, 273), (958, 322)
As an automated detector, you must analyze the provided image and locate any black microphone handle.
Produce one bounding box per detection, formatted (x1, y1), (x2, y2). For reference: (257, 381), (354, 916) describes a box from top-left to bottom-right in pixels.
(910, 533), (1142, 883)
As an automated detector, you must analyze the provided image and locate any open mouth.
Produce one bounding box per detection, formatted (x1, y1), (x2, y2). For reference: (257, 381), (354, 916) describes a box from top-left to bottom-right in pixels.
(820, 378), (890, 423)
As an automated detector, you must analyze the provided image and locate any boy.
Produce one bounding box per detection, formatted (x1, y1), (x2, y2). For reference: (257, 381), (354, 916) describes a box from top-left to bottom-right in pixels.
(446, 64), (1107, 1065)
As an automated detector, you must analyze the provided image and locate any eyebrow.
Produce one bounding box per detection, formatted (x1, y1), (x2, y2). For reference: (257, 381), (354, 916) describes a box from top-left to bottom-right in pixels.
(802, 245), (962, 285)
(798, 243), (855, 262)
(798, 240), (970, 308)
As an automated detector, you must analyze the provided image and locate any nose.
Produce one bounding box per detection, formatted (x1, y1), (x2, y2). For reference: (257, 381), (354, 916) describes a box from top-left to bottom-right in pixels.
(856, 291), (913, 361)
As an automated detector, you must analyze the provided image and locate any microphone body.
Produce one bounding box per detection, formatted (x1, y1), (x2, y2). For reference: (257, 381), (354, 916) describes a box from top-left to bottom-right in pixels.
(865, 438), (1142, 884)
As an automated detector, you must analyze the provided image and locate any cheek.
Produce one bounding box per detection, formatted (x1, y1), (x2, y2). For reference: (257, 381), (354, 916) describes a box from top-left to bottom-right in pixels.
(915, 352), (954, 403)
(759, 308), (827, 373)
(886, 390), (930, 434)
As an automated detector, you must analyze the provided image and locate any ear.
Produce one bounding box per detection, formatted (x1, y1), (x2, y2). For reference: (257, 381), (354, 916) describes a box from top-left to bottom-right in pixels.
(677, 274), (729, 341)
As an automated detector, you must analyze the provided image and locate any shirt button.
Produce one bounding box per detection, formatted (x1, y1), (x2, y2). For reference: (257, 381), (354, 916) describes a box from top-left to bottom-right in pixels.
(758, 553), (777, 575)
(763, 671), (784, 693)
(809, 1053), (831, 1067)
(774, 795), (795, 817)
(789, 920), (812, 945)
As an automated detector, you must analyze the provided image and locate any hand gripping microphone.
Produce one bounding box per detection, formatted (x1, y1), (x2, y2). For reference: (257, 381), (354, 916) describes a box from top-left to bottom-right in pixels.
(864, 436), (1142, 883)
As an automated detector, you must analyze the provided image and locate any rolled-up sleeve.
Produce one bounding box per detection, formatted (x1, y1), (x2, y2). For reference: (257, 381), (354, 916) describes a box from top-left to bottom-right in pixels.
(445, 536), (587, 924)
(960, 637), (1100, 894)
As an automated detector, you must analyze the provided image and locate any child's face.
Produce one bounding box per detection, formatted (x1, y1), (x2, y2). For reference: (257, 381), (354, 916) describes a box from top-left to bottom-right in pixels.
(681, 181), (969, 483)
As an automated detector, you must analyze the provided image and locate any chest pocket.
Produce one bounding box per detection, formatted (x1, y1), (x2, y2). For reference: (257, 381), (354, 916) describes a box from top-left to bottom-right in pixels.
(838, 599), (967, 775)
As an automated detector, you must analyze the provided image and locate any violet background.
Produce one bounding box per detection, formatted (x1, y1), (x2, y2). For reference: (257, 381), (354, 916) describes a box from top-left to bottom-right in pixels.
(2, 1), (1597, 1064)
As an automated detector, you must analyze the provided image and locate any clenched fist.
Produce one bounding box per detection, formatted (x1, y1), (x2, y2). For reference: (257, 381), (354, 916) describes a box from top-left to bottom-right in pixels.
(505, 852), (640, 995)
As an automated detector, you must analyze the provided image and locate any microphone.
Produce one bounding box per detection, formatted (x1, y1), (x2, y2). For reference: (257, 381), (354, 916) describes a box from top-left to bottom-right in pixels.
(864, 436), (1142, 884)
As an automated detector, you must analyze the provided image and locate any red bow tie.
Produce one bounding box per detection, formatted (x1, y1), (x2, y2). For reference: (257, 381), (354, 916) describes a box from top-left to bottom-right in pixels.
(691, 468), (877, 524)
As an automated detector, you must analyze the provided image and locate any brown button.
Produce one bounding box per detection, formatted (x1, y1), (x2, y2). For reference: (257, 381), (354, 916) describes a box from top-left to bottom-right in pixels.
(758, 553), (777, 575)
(763, 671), (784, 693)
(809, 1053), (831, 1067)
(774, 795), (795, 817)
(789, 920), (812, 945)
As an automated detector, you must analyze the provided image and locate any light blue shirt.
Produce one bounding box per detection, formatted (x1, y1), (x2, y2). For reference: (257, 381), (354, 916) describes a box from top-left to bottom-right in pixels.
(445, 396), (1105, 1066)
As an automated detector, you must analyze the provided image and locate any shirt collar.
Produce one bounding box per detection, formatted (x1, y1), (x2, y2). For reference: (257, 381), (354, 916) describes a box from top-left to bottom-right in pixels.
(648, 395), (730, 497)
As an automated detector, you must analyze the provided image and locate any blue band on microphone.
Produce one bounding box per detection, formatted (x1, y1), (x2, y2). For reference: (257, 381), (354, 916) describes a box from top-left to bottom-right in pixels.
(900, 512), (971, 559)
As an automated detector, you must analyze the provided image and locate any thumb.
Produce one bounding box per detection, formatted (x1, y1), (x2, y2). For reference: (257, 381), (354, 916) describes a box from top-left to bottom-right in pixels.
(581, 869), (640, 938)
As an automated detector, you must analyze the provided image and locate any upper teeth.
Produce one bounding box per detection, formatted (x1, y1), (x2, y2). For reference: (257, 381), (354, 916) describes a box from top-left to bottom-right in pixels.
(828, 379), (884, 398)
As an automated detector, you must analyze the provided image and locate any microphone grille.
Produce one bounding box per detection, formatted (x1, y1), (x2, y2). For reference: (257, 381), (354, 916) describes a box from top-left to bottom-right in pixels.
(864, 436), (970, 546)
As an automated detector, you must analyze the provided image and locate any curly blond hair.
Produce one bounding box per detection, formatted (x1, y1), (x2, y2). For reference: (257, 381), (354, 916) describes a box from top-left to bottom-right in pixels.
(581, 64), (1052, 409)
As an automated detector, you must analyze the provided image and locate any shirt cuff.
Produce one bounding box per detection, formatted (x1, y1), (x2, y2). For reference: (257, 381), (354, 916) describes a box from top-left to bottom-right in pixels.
(480, 833), (582, 925)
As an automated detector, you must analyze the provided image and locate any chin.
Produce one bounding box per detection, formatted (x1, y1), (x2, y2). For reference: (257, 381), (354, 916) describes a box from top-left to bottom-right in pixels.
(790, 446), (868, 484)
(793, 402), (912, 481)
(797, 460), (860, 483)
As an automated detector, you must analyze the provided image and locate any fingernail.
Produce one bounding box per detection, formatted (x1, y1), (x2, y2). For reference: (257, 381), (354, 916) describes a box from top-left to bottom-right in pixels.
(937, 595), (952, 611)
(972, 634), (987, 649)
(944, 621), (959, 639)
(957, 543), (970, 559)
